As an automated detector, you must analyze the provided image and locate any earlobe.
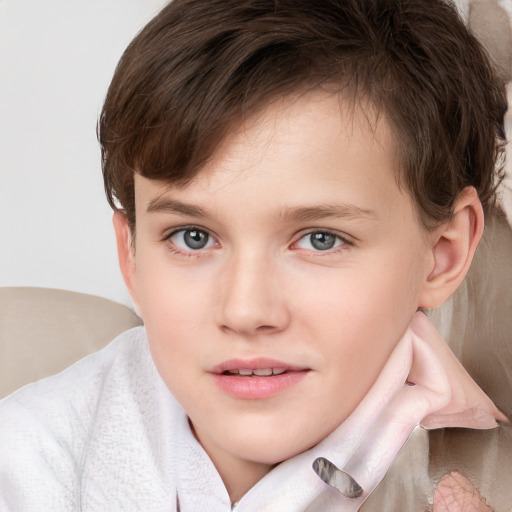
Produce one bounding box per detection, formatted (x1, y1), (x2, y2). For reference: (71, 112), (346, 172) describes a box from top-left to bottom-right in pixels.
(112, 210), (139, 309)
(419, 187), (484, 308)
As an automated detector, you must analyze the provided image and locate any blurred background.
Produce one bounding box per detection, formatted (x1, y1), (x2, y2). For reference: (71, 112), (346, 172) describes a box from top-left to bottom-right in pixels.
(0, 0), (167, 306)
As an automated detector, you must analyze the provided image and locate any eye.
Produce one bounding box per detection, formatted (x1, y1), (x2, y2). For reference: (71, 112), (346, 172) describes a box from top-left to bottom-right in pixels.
(168, 228), (215, 251)
(295, 231), (346, 251)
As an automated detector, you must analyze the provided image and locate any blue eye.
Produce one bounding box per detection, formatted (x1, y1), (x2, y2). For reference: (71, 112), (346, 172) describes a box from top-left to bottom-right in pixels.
(296, 231), (345, 251)
(169, 228), (214, 250)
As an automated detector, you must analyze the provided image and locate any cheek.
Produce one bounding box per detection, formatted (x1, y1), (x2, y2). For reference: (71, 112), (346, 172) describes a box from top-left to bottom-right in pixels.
(287, 254), (423, 380)
(136, 250), (212, 318)
(133, 258), (214, 369)
(289, 259), (419, 330)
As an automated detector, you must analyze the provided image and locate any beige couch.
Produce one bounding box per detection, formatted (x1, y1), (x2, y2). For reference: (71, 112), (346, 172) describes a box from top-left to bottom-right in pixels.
(0, 287), (141, 398)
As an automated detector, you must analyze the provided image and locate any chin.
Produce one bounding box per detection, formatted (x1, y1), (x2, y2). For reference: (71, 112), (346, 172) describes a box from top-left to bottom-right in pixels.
(228, 430), (324, 466)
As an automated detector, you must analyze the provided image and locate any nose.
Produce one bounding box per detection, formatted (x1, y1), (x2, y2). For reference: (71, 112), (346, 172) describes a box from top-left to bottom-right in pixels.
(216, 250), (290, 336)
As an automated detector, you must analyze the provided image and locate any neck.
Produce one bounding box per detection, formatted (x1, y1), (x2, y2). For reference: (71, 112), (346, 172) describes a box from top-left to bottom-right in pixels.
(219, 457), (275, 505)
(189, 419), (276, 504)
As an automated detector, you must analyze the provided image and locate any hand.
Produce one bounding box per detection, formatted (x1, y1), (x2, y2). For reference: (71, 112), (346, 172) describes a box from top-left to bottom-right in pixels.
(433, 472), (493, 512)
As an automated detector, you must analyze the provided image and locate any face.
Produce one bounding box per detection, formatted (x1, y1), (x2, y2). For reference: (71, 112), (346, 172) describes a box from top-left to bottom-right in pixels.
(122, 92), (435, 482)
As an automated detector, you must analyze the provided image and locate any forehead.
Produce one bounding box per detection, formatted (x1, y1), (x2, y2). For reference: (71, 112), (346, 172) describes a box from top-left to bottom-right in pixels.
(134, 90), (412, 227)
(208, 90), (392, 177)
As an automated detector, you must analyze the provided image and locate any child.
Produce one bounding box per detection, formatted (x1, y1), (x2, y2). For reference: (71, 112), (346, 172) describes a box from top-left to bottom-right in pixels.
(0, 0), (509, 510)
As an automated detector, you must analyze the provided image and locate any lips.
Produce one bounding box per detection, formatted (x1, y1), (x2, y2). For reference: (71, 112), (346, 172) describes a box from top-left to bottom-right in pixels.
(211, 358), (310, 399)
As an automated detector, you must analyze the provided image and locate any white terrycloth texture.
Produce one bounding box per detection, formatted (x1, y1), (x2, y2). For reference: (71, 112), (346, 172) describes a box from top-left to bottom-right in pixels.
(0, 314), (503, 512)
(0, 328), (181, 511)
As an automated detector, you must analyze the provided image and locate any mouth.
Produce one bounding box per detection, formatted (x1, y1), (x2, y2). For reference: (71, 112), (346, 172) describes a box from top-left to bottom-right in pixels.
(211, 359), (310, 399)
(221, 368), (288, 377)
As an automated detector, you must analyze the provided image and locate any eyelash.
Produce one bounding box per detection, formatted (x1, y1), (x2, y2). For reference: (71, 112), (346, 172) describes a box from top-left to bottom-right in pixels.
(162, 226), (352, 258)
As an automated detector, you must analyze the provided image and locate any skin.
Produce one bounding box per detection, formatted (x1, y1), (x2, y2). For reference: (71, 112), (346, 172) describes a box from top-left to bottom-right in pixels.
(434, 472), (494, 512)
(114, 91), (484, 503)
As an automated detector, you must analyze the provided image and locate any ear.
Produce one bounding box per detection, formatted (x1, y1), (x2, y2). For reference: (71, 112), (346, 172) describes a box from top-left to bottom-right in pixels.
(419, 187), (484, 308)
(112, 210), (140, 310)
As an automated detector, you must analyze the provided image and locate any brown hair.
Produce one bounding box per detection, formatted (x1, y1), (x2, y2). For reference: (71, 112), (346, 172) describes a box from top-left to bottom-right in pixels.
(98, 0), (507, 229)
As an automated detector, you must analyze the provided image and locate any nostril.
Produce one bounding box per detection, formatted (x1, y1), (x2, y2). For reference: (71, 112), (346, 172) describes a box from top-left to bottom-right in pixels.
(256, 325), (279, 333)
(220, 323), (281, 336)
(216, 267), (290, 335)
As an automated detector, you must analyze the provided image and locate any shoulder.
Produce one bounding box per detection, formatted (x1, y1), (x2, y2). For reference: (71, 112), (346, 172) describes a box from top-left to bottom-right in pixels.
(0, 326), (178, 511)
(0, 326), (149, 429)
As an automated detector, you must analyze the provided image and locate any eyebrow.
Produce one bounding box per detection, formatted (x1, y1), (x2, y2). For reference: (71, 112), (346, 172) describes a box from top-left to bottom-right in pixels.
(146, 196), (377, 222)
(274, 204), (378, 222)
(146, 197), (209, 218)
